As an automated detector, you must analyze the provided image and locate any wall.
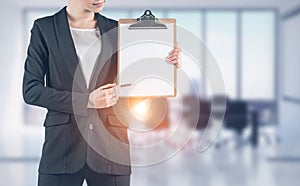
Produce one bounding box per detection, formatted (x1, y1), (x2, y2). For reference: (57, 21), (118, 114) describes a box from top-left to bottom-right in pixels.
(0, 1), (23, 131)
(282, 11), (300, 101)
(278, 7), (300, 156)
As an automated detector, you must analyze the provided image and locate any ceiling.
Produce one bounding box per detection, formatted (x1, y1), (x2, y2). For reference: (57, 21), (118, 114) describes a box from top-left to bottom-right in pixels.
(4, 0), (300, 14)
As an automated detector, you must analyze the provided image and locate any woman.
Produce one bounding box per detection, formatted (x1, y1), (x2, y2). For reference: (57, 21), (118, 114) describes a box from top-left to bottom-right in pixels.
(23, 0), (182, 185)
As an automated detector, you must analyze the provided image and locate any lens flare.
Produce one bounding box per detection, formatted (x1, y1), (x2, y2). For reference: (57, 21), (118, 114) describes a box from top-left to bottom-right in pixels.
(130, 99), (151, 121)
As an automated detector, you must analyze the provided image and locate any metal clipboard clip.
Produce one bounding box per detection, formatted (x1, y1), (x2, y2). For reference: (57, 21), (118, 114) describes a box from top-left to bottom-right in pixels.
(128, 10), (167, 30)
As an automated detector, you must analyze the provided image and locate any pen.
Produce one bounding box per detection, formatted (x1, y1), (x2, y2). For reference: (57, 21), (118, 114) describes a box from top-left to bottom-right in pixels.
(120, 83), (132, 87)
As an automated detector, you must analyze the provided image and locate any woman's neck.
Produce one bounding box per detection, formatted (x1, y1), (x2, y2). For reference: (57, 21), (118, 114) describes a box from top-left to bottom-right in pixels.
(66, 3), (97, 29)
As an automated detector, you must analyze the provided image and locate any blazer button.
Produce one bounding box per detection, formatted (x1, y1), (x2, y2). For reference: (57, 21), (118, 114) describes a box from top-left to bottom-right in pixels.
(89, 123), (94, 130)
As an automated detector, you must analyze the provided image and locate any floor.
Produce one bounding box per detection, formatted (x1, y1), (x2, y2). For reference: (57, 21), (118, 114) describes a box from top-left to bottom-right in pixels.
(0, 127), (300, 186)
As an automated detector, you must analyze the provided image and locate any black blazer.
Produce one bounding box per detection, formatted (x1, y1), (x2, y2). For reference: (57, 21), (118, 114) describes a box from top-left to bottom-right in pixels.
(22, 7), (131, 175)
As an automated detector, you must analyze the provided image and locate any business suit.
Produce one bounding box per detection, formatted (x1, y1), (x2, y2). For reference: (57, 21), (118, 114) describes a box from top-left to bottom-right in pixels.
(22, 6), (131, 180)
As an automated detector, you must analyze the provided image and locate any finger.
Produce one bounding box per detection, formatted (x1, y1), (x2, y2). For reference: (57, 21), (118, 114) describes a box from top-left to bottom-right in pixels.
(111, 93), (119, 100)
(103, 85), (117, 92)
(104, 92), (117, 101)
(167, 52), (180, 59)
(96, 93), (115, 104)
(106, 97), (117, 107)
(112, 96), (117, 105)
(167, 55), (180, 62)
(168, 52), (180, 58)
(102, 87), (116, 95)
(105, 93), (115, 99)
(176, 61), (182, 68)
(168, 52), (181, 59)
(99, 83), (116, 90)
(108, 100), (116, 107)
(112, 86), (118, 94)
(112, 89), (119, 100)
(169, 59), (181, 67)
(115, 86), (120, 97)
(168, 49), (181, 55)
(168, 59), (179, 64)
(106, 102), (113, 108)
(105, 97), (112, 106)
(103, 87), (117, 97)
(166, 54), (179, 63)
(169, 61), (180, 67)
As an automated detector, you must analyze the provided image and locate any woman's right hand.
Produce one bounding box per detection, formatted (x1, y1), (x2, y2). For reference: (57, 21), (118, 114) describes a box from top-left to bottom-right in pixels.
(87, 83), (119, 109)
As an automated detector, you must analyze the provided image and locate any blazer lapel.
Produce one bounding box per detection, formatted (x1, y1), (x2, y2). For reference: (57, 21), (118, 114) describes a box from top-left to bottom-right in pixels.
(88, 13), (116, 91)
(53, 7), (87, 91)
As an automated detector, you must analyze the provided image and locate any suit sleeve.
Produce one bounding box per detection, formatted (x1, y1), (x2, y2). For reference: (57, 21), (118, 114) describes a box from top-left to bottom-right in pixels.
(22, 20), (89, 117)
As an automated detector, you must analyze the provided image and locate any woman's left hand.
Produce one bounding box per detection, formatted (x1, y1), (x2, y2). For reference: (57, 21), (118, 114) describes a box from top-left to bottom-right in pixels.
(166, 42), (182, 69)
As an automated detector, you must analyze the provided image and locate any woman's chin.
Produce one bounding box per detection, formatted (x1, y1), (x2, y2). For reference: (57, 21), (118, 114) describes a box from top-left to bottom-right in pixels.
(93, 7), (104, 13)
(87, 6), (104, 13)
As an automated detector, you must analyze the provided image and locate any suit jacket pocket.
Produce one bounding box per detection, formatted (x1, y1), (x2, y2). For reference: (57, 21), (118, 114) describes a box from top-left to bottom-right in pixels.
(44, 111), (70, 127)
(107, 114), (127, 128)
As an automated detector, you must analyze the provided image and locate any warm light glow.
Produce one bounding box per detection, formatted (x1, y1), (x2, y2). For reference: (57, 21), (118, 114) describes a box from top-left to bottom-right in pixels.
(130, 99), (151, 121)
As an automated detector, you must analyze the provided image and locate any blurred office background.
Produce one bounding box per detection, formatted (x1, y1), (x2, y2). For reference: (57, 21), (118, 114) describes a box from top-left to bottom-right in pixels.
(1, 0), (300, 185)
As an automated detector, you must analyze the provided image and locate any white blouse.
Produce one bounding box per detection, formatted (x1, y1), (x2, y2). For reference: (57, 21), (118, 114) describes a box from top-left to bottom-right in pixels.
(70, 27), (102, 88)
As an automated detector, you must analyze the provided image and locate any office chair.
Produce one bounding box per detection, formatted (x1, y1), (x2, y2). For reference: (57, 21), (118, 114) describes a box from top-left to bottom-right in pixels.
(215, 100), (251, 149)
(226, 101), (248, 133)
(197, 100), (211, 129)
(180, 96), (211, 152)
(182, 96), (210, 130)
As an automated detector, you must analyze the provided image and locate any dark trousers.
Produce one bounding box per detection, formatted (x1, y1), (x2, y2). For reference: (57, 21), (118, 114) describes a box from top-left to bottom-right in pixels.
(38, 164), (130, 186)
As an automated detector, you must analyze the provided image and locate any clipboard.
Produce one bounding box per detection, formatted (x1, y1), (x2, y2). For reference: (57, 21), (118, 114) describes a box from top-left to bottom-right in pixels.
(118, 10), (177, 98)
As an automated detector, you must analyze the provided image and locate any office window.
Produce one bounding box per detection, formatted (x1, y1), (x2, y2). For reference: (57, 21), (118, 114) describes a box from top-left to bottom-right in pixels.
(241, 11), (275, 100)
(206, 11), (238, 98)
(101, 10), (129, 20)
(167, 10), (202, 39)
